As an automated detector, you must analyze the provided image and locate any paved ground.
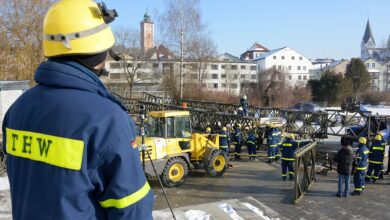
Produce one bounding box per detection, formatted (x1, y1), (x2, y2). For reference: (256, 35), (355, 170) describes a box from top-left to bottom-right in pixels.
(152, 140), (390, 220)
(1, 137), (389, 219)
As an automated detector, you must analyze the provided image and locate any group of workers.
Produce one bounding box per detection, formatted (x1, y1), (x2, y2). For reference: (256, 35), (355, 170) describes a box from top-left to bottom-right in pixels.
(334, 131), (388, 197)
(206, 123), (302, 181)
(355, 132), (387, 195)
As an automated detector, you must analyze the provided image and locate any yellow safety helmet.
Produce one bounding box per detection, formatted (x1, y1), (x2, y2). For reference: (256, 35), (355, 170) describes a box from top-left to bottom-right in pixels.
(43, 0), (116, 57)
(375, 135), (382, 141)
(378, 131), (384, 137)
(222, 127), (227, 131)
(287, 133), (295, 139)
(206, 127), (211, 132)
(358, 137), (367, 145)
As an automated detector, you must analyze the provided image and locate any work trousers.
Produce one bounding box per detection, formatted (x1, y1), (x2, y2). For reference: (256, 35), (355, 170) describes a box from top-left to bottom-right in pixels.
(268, 145), (277, 160)
(234, 143), (241, 159)
(354, 170), (366, 191)
(247, 144), (256, 158)
(366, 163), (382, 180)
(281, 159), (294, 180)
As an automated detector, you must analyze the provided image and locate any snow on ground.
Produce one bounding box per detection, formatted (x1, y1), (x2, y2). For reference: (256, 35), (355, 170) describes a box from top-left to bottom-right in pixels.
(324, 105), (390, 116)
(0, 177), (9, 191)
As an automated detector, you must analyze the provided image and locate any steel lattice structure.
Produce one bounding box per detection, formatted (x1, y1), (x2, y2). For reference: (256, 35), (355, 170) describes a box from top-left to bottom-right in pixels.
(114, 92), (390, 140)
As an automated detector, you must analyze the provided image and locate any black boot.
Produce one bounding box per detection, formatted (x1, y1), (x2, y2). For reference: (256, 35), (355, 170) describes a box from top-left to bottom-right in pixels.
(351, 191), (362, 196)
(379, 172), (384, 180)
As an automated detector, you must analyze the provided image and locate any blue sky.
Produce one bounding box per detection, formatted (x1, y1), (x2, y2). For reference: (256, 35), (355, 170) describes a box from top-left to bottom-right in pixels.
(108, 0), (390, 60)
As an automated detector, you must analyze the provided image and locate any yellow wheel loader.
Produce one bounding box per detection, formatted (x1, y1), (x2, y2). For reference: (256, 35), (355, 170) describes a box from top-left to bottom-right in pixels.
(137, 111), (227, 187)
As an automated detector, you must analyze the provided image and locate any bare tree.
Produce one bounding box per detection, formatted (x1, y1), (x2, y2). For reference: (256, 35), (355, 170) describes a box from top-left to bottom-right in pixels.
(159, 0), (214, 99)
(113, 27), (153, 99)
(187, 33), (217, 94)
(0, 0), (52, 81)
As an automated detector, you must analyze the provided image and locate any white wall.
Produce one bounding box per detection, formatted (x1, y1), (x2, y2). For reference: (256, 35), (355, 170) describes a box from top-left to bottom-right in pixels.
(257, 47), (313, 87)
(0, 90), (22, 134)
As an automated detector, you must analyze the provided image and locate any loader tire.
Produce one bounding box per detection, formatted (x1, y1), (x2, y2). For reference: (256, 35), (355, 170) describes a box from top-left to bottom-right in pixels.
(205, 150), (227, 177)
(161, 157), (188, 187)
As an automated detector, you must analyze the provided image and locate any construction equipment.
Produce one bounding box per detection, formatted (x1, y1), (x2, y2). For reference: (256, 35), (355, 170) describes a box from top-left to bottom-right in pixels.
(137, 110), (227, 187)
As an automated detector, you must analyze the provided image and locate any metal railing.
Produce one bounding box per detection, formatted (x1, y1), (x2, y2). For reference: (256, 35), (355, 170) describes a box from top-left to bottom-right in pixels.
(293, 141), (317, 204)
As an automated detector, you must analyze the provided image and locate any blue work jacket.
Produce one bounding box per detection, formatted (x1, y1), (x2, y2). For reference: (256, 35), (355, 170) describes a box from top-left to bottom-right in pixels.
(2, 60), (154, 220)
(369, 140), (385, 164)
(219, 130), (230, 148)
(356, 144), (369, 170)
(267, 128), (280, 146)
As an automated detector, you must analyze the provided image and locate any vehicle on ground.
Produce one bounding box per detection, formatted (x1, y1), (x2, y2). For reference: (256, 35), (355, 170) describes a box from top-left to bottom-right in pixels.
(341, 116), (390, 146)
(137, 111), (227, 187)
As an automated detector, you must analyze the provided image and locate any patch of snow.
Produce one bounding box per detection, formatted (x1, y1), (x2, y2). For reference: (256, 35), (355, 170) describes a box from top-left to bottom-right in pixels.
(241, 202), (280, 220)
(218, 203), (243, 220)
(0, 177), (9, 191)
(183, 210), (210, 220)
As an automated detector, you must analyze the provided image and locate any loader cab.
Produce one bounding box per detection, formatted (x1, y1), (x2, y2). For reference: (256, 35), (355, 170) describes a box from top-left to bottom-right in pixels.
(147, 111), (193, 152)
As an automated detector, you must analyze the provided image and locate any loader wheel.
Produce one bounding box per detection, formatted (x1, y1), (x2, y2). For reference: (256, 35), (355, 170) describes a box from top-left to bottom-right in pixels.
(161, 157), (188, 187)
(205, 150), (227, 177)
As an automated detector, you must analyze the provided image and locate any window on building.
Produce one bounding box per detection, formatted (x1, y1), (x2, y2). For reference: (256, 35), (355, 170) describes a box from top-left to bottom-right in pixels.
(153, 63), (158, 68)
(110, 73), (121, 79)
(372, 63), (375, 68)
(241, 74), (246, 79)
(250, 66), (256, 70)
(221, 65), (226, 69)
(231, 65), (237, 70)
(230, 83), (238, 89)
(221, 74), (226, 78)
(291, 56), (295, 60)
(281, 56), (285, 60)
(234, 74), (238, 79)
(288, 65), (292, 70)
(298, 75), (302, 80)
(211, 64), (218, 70)
(127, 63), (133, 68)
(303, 75), (307, 80)
(222, 83), (226, 88)
(303, 66), (306, 70)
(251, 74), (256, 79)
(289, 75), (292, 80)
(299, 57), (302, 60)
(273, 56), (277, 59)
(297, 66), (301, 70)
(213, 83), (218, 89)
(110, 63), (121, 69)
(273, 65), (276, 69)
(137, 63), (142, 68)
(241, 65), (246, 70)
(278, 65), (281, 70)
(212, 74), (218, 79)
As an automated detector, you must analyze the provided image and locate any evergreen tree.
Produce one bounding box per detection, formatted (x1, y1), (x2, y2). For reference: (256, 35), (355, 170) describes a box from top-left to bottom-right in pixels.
(345, 58), (371, 94)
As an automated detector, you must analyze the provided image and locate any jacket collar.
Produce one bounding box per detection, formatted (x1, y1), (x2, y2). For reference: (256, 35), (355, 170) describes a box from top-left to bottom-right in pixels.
(35, 59), (127, 111)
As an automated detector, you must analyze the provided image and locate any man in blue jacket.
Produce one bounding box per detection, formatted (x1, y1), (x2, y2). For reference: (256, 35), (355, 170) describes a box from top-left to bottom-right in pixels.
(280, 134), (298, 180)
(267, 124), (279, 163)
(365, 135), (385, 184)
(2, 0), (154, 219)
(352, 137), (369, 195)
(231, 124), (242, 160)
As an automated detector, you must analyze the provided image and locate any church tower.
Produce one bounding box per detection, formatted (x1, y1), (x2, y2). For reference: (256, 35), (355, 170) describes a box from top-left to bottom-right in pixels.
(140, 11), (154, 53)
(361, 20), (376, 59)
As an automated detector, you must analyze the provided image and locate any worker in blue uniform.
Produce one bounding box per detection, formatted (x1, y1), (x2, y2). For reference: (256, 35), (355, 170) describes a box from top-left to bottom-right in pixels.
(377, 132), (386, 179)
(280, 134), (298, 180)
(275, 127), (282, 161)
(240, 95), (249, 116)
(352, 137), (369, 195)
(2, 1), (154, 219)
(232, 124), (242, 160)
(219, 127), (230, 156)
(365, 135), (385, 184)
(246, 130), (257, 160)
(267, 124), (279, 163)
